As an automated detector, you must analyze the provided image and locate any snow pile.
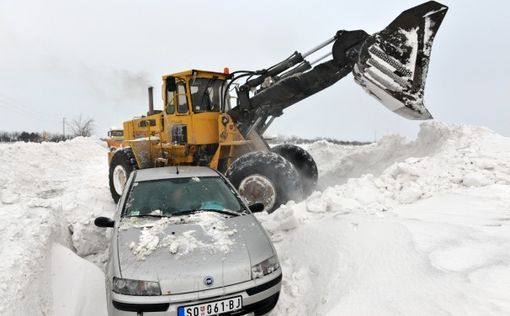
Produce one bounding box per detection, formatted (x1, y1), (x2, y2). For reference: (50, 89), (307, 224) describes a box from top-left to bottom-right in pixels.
(0, 137), (115, 315)
(189, 212), (238, 253)
(160, 230), (200, 255)
(305, 122), (509, 201)
(123, 213), (238, 260)
(258, 122), (510, 315)
(51, 243), (107, 316)
(124, 217), (202, 259)
(126, 218), (174, 260)
(2, 121), (510, 316)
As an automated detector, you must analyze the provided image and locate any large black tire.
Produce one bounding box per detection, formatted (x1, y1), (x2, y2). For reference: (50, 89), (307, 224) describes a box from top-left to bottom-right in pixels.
(271, 144), (318, 196)
(225, 151), (303, 213)
(109, 148), (137, 203)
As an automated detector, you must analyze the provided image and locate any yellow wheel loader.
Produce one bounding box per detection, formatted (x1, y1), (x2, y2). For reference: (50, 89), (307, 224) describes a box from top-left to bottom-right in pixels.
(106, 128), (124, 150)
(109, 1), (448, 212)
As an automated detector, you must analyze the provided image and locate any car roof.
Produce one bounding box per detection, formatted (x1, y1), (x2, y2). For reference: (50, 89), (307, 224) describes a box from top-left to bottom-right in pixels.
(133, 166), (220, 182)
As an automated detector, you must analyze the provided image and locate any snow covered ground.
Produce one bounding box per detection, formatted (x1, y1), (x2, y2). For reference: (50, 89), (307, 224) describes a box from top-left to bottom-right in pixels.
(0, 137), (114, 315)
(1, 122), (510, 315)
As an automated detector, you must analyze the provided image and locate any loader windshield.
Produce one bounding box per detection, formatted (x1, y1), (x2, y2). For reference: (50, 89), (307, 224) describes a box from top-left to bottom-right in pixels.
(190, 78), (223, 113)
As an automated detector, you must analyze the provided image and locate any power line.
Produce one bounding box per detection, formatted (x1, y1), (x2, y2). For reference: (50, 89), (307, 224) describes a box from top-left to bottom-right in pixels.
(0, 93), (67, 133)
(0, 93), (58, 123)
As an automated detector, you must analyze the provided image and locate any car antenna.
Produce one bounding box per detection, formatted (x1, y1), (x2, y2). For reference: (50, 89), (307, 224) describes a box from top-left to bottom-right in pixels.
(176, 164), (179, 174)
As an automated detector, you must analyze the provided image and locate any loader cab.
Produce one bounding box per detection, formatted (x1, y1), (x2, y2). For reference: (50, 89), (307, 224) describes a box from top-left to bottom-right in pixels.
(162, 70), (229, 147)
(163, 70), (228, 115)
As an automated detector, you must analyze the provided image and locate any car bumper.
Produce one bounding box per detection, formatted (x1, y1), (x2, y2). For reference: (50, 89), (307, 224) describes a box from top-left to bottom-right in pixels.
(108, 272), (282, 316)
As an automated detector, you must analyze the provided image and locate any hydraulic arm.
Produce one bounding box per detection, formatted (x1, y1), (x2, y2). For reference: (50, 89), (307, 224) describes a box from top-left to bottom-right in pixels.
(107, 1), (449, 211)
(228, 1), (448, 136)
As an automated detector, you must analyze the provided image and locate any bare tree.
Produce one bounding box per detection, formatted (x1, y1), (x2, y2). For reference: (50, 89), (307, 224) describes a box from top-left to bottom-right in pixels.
(68, 115), (95, 137)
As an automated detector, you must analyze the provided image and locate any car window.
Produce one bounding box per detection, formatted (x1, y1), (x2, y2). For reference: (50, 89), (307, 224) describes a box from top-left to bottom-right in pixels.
(124, 177), (243, 217)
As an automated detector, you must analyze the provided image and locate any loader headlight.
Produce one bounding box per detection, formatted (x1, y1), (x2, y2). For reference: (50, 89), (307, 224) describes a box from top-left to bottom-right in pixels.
(251, 255), (280, 279)
(112, 277), (161, 296)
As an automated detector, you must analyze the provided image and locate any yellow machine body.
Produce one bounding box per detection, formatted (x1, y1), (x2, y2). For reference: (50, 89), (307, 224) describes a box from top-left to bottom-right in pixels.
(106, 129), (124, 150)
(110, 69), (264, 173)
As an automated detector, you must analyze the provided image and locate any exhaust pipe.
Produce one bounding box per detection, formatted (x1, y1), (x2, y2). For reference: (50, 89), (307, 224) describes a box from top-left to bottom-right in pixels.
(148, 86), (154, 115)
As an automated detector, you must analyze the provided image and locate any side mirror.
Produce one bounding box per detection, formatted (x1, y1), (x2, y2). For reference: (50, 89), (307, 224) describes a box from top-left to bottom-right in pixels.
(166, 76), (177, 92)
(249, 203), (265, 213)
(94, 216), (115, 228)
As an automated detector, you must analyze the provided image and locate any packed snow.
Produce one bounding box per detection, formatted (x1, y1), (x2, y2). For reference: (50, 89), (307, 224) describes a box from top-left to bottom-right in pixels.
(258, 122), (510, 315)
(1, 122), (510, 315)
(0, 137), (114, 315)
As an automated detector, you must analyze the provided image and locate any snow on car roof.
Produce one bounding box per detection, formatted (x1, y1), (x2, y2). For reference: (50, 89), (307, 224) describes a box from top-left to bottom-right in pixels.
(134, 166), (219, 182)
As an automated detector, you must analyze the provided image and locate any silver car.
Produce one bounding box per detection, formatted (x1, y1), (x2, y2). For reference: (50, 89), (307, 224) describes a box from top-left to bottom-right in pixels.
(95, 166), (282, 316)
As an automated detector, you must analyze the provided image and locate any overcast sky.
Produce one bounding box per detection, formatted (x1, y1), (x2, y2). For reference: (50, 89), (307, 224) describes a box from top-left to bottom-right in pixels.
(1, 0), (508, 141)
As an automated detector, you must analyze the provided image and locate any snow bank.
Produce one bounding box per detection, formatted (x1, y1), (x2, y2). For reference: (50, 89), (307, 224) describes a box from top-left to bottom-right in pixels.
(2, 121), (510, 315)
(51, 243), (107, 316)
(0, 137), (115, 315)
(258, 122), (510, 315)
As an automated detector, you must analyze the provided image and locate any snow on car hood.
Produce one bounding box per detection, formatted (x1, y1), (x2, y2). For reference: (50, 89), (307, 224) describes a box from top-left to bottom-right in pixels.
(122, 212), (237, 259)
(117, 213), (274, 294)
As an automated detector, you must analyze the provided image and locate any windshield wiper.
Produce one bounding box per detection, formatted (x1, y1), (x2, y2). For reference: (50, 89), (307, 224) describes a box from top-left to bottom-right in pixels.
(127, 214), (165, 218)
(171, 209), (200, 217)
(198, 209), (242, 217)
(171, 209), (242, 217)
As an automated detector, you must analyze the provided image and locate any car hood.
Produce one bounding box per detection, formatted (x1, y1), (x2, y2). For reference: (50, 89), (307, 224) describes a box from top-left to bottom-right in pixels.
(116, 213), (274, 295)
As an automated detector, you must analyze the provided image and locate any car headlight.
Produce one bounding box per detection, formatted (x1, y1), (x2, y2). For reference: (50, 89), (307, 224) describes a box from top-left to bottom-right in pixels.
(251, 255), (280, 279)
(112, 277), (161, 296)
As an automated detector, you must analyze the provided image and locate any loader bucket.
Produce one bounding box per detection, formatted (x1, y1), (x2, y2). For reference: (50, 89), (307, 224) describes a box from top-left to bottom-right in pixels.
(353, 1), (448, 120)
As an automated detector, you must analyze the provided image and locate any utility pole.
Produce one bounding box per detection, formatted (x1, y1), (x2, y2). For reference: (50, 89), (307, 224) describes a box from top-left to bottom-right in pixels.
(62, 117), (66, 138)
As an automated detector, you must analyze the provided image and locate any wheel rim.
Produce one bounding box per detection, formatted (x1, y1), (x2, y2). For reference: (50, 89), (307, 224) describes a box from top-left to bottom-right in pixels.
(239, 174), (276, 212)
(112, 165), (128, 195)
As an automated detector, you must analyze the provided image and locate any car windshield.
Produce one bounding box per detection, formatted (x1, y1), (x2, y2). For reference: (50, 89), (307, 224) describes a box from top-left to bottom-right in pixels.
(124, 176), (244, 217)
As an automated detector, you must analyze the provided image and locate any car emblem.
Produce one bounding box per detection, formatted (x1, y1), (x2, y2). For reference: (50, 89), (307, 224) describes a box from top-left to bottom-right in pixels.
(204, 276), (214, 286)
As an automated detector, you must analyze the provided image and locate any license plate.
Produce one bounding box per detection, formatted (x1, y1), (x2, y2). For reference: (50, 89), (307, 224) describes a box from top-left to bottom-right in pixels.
(178, 296), (243, 316)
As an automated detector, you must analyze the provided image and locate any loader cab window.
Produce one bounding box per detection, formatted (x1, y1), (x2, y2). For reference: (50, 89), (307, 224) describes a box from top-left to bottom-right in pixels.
(190, 78), (222, 113)
(166, 81), (188, 114)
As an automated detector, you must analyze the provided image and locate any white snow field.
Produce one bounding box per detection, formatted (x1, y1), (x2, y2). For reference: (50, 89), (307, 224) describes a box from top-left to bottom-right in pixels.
(1, 121), (510, 315)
